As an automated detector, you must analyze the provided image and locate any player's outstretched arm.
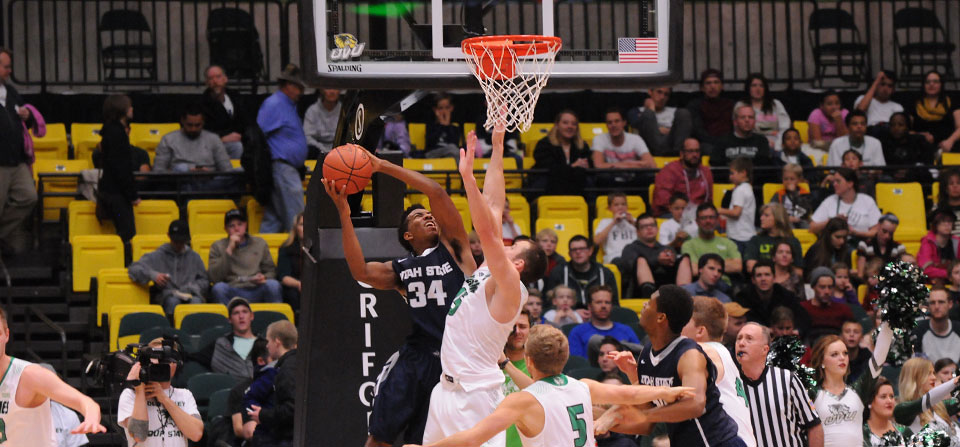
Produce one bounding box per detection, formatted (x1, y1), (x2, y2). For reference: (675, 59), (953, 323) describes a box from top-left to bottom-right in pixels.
(459, 134), (523, 323)
(404, 392), (534, 447)
(359, 146), (476, 273)
(323, 179), (401, 292)
(582, 379), (696, 406)
(631, 349), (708, 424)
(480, 128), (507, 238)
(22, 365), (107, 434)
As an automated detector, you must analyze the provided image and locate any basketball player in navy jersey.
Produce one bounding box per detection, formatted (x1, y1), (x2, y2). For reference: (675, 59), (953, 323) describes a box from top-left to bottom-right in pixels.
(322, 147), (476, 447)
(605, 285), (745, 447)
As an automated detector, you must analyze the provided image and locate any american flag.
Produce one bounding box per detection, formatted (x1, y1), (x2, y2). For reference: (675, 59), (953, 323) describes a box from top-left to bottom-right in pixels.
(618, 37), (658, 63)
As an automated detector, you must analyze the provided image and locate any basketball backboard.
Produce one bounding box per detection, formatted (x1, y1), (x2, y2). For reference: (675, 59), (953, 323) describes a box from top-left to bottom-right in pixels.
(300, 0), (682, 90)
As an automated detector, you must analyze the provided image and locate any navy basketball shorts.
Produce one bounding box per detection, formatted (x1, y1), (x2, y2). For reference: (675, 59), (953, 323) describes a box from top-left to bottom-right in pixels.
(368, 343), (443, 444)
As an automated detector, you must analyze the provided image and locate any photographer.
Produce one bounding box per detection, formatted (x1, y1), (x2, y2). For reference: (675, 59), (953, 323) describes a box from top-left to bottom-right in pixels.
(118, 338), (203, 446)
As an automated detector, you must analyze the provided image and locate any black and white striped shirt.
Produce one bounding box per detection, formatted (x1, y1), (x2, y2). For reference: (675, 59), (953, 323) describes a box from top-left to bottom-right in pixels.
(741, 365), (821, 447)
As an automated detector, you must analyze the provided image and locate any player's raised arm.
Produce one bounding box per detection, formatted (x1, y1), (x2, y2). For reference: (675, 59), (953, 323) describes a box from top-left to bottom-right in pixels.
(323, 178), (401, 292)
(581, 379), (695, 406)
(21, 365), (107, 434)
(404, 392), (535, 447)
(480, 128), (507, 241)
(361, 147), (476, 273)
(459, 131), (524, 323)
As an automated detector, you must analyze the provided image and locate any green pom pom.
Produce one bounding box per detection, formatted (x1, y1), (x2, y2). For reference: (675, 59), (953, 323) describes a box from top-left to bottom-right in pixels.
(880, 430), (905, 446)
(872, 326), (914, 367)
(908, 424), (950, 447)
(876, 261), (929, 331)
(766, 335), (817, 389)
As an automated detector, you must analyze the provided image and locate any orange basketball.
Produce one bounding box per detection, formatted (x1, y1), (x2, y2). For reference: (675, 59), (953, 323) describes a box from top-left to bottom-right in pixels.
(322, 144), (373, 195)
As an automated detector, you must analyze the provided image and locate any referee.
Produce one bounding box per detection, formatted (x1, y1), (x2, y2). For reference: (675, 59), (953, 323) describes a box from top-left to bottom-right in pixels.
(735, 323), (823, 447)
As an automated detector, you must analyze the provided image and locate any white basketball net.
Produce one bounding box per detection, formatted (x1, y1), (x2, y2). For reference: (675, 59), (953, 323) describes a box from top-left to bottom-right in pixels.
(462, 36), (562, 133)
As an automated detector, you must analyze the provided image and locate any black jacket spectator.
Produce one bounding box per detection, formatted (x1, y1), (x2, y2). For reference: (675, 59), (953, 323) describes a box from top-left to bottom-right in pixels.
(277, 242), (302, 311)
(710, 132), (775, 175)
(0, 82), (28, 166)
(259, 348), (296, 441)
(733, 283), (811, 335)
(615, 239), (680, 294)
(545, 262), (619, 307)
(685, 96), (734, 143)
(201, 87), (247, 139)
(424, 122), (464, 152)
(98, 117), (139, 246)
(532, 137), (592, 196)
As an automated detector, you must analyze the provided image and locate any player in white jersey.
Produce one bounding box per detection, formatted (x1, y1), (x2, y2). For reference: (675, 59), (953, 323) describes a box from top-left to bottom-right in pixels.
(407, 325), (694, 447)
(420, 129), (548, 446)
(0, 306), (105, 445)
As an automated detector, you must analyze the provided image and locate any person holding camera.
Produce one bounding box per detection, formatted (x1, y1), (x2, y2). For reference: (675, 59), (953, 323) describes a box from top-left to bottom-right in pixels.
(118, 338), (203, 446)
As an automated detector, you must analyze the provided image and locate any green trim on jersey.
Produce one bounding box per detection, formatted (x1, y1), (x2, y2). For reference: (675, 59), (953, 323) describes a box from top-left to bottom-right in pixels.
(0, 357), (15, 388)
(538, 374), (569, 386)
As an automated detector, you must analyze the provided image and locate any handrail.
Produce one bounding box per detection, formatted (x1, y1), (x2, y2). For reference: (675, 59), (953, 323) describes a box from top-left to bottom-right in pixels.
(25, 305), (68, 378)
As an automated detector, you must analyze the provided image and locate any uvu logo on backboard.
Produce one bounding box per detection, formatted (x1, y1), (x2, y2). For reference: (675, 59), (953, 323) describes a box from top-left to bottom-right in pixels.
(331, 33), (365, 61)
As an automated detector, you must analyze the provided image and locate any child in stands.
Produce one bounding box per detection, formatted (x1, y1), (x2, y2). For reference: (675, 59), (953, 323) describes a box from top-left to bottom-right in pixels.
(543, 285), (583, 326)
(657, 192), (695, 251)
(718, 157), (756, 256)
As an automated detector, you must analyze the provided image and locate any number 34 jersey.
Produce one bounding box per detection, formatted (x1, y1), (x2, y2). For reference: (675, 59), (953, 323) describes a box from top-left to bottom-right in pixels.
(392, 243), (465, 350)
(519, 374), (596, 447)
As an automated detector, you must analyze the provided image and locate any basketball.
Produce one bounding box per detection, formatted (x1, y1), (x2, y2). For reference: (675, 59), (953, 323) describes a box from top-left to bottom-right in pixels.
(322, 143), (373, 195)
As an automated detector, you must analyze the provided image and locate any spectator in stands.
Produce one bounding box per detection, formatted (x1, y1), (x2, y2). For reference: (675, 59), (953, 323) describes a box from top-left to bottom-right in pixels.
(545, 235), (618, 307)
(770, 163), (813, 228)
(535, 228), (565, 280)
(154, 104), (236, 190)
(277, 213), (303, 312)
(566, 285), (639, 358)
(615, 213), (693, 298)
(735, 73), (791, 150)
(92, 122), (151, 174)
(246, 320), (297, 445)
(744, 203), (803, 272)
(718, 157), (756, 255)
(855, 70), (903, 131)
(97, 94), (139, 254)
(801, 267), (854, 338)
(734, 259), (808, 332)
(685, 68), (734, 154)
(424, 93), (464, 159)
(501, 196), (523, 245)
(915, 287), (960, 367)
(257, 64), (308, 234)
(119, 338), (203, 446)
(773, 241), (805, 298)
(681, 203), (742, 278)
(804, 217), (854, 277)
(378, 113), (412, 156)
(682, 254), (731, 302)
(709, 104), (774, 174)
(594, 192), (638, 264)
(895, 357), (960, 439)
(544, 285), (583, 327)
(499, 310), (533, 447)
(778, 128), (815, 170)
(127, 220), (207, 314)
(839, 319), (872, 384)
(303, 88), (342, 158)
(810, 168), (881, 240)
(918, 210), (960, 282)
(770, 306), (799, 338)
(209, 297), (264, 380)
(473, 113), (522, 162)
(860, 257), (884, 316)
(209, 209), (282, 304)
(721, 302), (749, 353)
(807, 90), (849, 150)
(629, 86), (692, 156)
(932, 168), (960, 236)
(468, 230), (484, 267)
(657, 192), (696, 250)
(652, 138), (713, 216)
(830, 262), (857, 305)
(0, 47), (40, 254)
(591, 107), (655, 186)
(201, 65), (246, 159)
(856, 213), (906, 272)
(881, 112), (936, 182)
(532, 109), (591, 196)
(910, 70), (960, 153)
(594, 336), (627, 379)
(241, 338), (282, 443)
(220, 339), (269, 446)
(935, 358), (957, 385)
(949, 260), (960, 316)
(826, 110), (885, 167)
(525, 290), (546, 326)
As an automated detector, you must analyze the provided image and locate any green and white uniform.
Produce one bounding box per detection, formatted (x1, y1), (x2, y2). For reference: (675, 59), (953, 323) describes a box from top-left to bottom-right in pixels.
(0, 357), (57, 446)
(518, 374), (595, 447)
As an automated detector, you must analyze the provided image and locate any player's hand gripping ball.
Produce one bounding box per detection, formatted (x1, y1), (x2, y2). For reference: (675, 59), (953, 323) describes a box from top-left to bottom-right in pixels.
(322, 143), (373, 194)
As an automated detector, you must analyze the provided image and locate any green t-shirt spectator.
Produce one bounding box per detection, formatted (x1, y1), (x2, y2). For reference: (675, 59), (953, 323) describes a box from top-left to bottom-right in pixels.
(503, 359), (530, 447)
(681, 235), (742, 284)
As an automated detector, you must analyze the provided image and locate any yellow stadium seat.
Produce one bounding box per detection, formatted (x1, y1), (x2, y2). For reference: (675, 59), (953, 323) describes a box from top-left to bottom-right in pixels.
(522, 157), (534, 170)
(507, 194), (530, 236)
(875, 183), (926, 243)
(793, 121), (809, 144)
(620, 298), (649, 315)
(943, 153), (960, 166)
(129, 123), (181, 158)
(303, 159), (318, 189)
(857, 284), (867, 305)
(475, 157), (521, 190)
(904, 241), (920, 256)
(712, 183), (735, 210)
(649, 184), (656, 204)
(134, 200), (179, 235)
(230, 159), (242, 169)
(70, 123), (103, 163)
(174, 304), (229, 329)
(35, 159), (91, 221)
(188, 200), (237, 236)
(419, 195), (471, 232)
(247, 199), (264, 234)
(464, 122), (476, 135)
(31, 123), (69, 160)
(408, 123), (426, 150)
(109, 305), (166, 351)
(593, 218), (605, 262)
(72, 235), (124, 292)
(131, 234), (169, 262)
(580, 123), (607, 143)
(537, 195), (589, 231)
(604, 263), (621, 294)
(596, 195), (646, 220)
(191, 234), (223, 269)
(250, 303), (295, 324)
(535, 218), (587, 258)
(932, 182), (939, 205)
(95, 268), (150, 326)
(257, 233), (288, 264)
(402, 158), (460, 190)
(68, 201), (115, 243)
(762, 183), (810, 203)
(653, 156), (678, 168)
(521, 123), (554, 157)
